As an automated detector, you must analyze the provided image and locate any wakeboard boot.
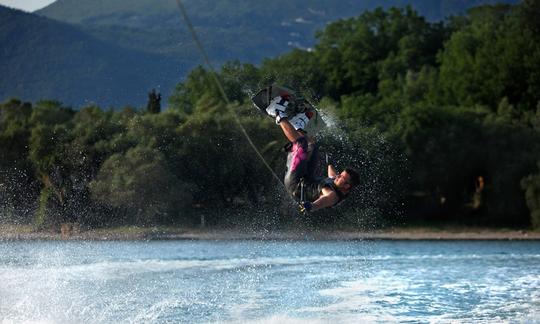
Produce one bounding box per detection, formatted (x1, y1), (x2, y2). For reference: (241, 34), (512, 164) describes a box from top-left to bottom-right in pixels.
(266, 95), (291, 124)
(252, 85), (300, 122)
(291, 106), (326, 136)
(288, 110), (314, 132)
(252, 85), (326, 133)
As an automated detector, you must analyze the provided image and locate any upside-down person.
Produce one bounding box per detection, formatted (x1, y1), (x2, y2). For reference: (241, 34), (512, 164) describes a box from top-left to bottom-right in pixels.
(254, 86), (360, 213)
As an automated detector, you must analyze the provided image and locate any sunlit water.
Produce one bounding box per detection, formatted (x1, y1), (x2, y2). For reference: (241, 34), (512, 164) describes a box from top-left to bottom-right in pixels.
(1, 240), (539, 323)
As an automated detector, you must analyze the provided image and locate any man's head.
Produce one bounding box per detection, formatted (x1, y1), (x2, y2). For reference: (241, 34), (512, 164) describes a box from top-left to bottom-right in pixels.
(334, 167), (360, 193)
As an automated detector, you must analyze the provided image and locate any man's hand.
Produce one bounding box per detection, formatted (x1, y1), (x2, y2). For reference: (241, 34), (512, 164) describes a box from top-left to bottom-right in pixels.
(328, 164), (337, 178)
(299, 201), (313, 214)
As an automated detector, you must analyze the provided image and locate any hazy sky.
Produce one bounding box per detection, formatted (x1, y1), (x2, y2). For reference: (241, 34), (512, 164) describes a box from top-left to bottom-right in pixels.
(0, 0), (56, 12)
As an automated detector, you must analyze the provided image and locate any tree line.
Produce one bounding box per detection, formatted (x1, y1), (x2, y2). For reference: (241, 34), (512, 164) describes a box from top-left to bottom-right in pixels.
(1, 1), (540, 229)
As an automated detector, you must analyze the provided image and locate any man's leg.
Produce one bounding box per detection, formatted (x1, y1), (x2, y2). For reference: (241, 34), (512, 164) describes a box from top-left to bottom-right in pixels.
(281, 119), (315, 199)
(283, 136), (309, 198)
(279, 119), (318, 177)
(279, 119), (305, 143)
(305, 140), (320, 180)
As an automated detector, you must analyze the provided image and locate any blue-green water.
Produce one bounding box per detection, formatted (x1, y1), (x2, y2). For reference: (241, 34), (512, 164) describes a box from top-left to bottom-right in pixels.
(1, 240), (539, 323)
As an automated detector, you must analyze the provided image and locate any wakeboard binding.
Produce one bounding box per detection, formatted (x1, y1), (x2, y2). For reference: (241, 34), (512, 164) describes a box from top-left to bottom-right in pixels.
(252, 85), (326, 135)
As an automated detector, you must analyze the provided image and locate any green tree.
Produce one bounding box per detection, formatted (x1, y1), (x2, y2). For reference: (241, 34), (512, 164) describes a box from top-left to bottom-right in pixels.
(437, 4), (540, 109)
(146, 89), (161, 114)
(260, 49), (324, 97)
(315, 6), (447, 100)
(28, 101), (75, 227)
(0, 99), (38, 223)
(219, 61), (261, 103)
(64, 106), (128, 226)
(90, 145), (192, 225)
(391, 104), (489, 218)
(173, 96), (278, 209)
(480, 111), (539, 226)
(168, 66), (220, 115)
(521, 162), (540, 229)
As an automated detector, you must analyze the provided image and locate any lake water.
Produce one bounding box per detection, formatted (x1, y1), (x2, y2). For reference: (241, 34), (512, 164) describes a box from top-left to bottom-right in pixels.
(1, 239), (539, 323)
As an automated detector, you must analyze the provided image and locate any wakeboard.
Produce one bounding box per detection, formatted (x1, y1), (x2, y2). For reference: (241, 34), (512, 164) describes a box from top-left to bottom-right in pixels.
(251, 85), (326, 136)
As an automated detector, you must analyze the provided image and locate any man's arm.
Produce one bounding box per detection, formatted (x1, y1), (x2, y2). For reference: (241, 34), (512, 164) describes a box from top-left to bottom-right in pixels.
(310, 187), (339, 211)
(328, 164), (337, 178)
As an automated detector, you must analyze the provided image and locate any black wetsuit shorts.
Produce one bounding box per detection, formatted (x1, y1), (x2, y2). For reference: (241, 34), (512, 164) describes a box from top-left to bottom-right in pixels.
(283, 137), (321, 201)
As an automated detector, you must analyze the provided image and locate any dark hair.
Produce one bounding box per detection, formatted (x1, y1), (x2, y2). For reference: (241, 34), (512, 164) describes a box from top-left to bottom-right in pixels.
(344, 167), (360, 187)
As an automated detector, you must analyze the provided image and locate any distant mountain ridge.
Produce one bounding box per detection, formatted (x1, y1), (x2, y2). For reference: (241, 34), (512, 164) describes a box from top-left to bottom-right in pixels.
(1, 0), (520, 108)
(38, 0), (520, 61)
(0, 6), (184, 107)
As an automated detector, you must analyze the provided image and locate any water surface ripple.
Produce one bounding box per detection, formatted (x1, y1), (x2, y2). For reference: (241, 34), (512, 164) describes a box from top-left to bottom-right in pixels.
(1, 240), (539, 323)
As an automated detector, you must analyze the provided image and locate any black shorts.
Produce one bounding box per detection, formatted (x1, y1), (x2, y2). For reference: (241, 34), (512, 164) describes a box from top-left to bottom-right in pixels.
(284, 137), (320, 200)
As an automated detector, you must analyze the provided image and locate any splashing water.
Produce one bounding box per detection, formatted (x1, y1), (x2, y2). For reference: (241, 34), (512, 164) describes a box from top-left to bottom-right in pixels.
(1, 240), (539, 323)
(314, 103), (407, 229)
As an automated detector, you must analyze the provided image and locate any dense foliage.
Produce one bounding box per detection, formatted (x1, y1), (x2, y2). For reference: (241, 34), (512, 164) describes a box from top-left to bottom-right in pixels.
(1, 2), (540, 229)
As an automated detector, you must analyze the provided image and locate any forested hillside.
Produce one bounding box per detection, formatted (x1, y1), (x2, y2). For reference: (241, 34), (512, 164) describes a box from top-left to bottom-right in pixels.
(38, 0), (519, 62)
(0, 6), (184, 107)
(1, 0), (518, 108)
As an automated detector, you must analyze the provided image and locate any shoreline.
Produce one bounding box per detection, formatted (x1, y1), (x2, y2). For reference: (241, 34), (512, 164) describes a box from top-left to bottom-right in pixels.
(1, 225), (540, 241)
